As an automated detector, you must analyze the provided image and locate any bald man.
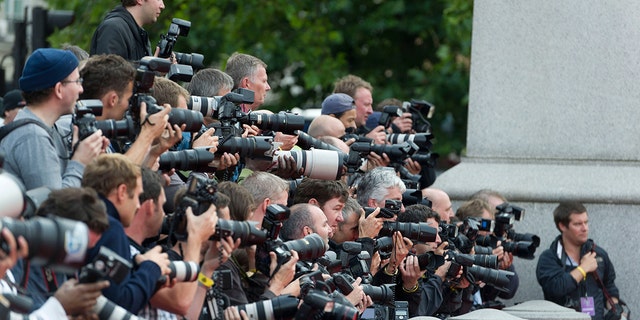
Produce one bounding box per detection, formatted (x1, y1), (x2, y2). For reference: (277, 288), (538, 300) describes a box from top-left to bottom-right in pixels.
(422, 188), (454, 223)
(308, 115), (346, 139)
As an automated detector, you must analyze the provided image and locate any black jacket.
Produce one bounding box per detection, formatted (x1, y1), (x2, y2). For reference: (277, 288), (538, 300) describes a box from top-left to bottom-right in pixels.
(90, 5), (152, 61)
(536, 236), (619, 320)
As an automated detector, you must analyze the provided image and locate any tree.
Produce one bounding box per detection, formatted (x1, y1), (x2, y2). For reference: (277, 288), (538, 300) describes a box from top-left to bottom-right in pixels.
(46, 0), (473, 162)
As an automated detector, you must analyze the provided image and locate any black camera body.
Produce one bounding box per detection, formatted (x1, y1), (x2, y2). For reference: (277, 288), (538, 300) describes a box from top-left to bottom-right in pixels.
(157, 18), (205, 69)
(167, 175), (217, 241)
(378, 105), (403, 129)
(78, 246), (131, 284)
(75, 99), (139, 142)
(402, 99), (435, 133)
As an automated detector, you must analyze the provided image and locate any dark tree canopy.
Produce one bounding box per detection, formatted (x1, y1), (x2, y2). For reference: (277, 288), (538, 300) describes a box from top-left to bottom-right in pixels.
(47, 0), (473, 161)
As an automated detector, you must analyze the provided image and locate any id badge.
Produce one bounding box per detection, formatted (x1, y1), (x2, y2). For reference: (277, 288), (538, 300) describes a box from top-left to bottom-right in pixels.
(580, 296), (596, 316)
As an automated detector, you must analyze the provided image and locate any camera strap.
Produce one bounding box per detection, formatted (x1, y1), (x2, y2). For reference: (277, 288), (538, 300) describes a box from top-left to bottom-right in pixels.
(0, 119), (49, 142)
(590, 244), (623, 317)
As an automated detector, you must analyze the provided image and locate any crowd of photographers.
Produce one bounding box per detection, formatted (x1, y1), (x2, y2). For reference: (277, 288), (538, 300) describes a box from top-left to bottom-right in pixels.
(0, 3), (551, 320)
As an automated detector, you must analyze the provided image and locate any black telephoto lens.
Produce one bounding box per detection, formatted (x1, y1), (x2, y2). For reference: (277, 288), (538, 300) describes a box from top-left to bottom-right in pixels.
(0, 217), (88, 273)
(361, 284), (395, 304)
(467, 265), (515, 292)
(502, 241), (537, 260)
(212, 219), (267, 247)
(158, 149), (215, 172)
(169, 108), (204, 132)
(380, 221), (438, 243)
(417, 252), (445, 271)
(95, 117), (137, 141)
(282, 233), (327, 261)
(473, 245), (494, 255)
(217, 136), (273, 160)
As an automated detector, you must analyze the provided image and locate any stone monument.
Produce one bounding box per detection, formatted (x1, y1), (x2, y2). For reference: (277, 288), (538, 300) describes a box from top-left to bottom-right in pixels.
(433, 0), (639, 311)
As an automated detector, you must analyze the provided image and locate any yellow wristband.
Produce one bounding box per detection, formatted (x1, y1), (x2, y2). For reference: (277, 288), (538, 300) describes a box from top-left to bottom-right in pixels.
(198, 272), (214, 288)
(383, 265), (398, 276)
(576, 266), (587, 281)
(402, 283), (420, 293)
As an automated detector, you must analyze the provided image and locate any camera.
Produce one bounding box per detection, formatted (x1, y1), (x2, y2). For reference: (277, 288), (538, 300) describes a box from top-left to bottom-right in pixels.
(350, 141), (420, 165)
(467, 265), (516, 293)
(416, 251), (446, 272)
(130, 57), (204, 132)
(401, 189), (432, 207)
(74, 100), (137, 141)
(159, 261), (200, 284)
(167, 176), (267, 245)
(0, 216), (89, 274)
(78, 246), (131, 284)
(378, 105), (403, 129)
(364, 199), (402, 219)
(0, 165), (50, 220)
(78, 247), (141, 320)
(295, 289), (359, 320)
(379, 221), (438, 243)
(401, 99), (435, 133)
(261, 233), (327, 277)
(157, 18), (205, 69)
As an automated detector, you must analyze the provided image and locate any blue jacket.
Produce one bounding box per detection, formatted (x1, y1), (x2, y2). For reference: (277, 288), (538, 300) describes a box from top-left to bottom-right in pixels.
(85, 196), (162, 314)
(536, 236), (619, 320)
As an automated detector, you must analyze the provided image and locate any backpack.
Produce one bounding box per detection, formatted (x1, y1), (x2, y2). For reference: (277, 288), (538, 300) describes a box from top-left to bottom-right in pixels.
(0, 118), (49, 141)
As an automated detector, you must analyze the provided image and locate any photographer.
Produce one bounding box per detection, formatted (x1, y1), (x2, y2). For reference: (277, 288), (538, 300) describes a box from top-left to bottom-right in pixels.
(399, 204), (450, 317)
(308, 114), (346, 139)
(125, 167), (223, 318)
(354, 168), (423, 317)
(82, 154), (171, 313)
(90, 0), (164, 60)
(423, 188), (455, 224)
(536, 202), (627, 320)
(80, 54), (173, 166)
(321, 93), (357, 132)
(225, 53), (270, 113)
(292, 178), (349, 236)
(0, 49), (108, 190)
(333, 74), (387, 145)
(240, 171), (289, 224)
(281, 204), (371, 310)
(456, 199), (519, 304)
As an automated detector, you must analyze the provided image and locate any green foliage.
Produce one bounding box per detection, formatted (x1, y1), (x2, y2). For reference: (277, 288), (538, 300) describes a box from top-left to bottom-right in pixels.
(46, 0), (473, 158)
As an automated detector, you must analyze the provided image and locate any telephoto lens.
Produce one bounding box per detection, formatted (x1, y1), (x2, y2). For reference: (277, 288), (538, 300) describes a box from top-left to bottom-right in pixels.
(212, 219), (268, 246)
(361, 284), (396, 304)
(281, 233), (327, 261)
(158, 149), (215, 172)
(379, 221), (438, 243)
(416, 252), (445, 272)
(273, 149), (345, 180)
(236, 295), (299, 320)
(187, 95), (220, 118)
(168, 261), (200, 282)
(95, 117), (137, 141)
(0, 216), (89, 273)
(93, 295), (141, 320)
(467, 265), (515, 292)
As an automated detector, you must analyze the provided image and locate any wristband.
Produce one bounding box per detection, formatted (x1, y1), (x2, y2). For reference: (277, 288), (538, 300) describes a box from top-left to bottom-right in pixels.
(383, 265), (398, 276)
(402, 283), (420, 293)
(198, 272), (214, 288)
(576, 266), (587, 281)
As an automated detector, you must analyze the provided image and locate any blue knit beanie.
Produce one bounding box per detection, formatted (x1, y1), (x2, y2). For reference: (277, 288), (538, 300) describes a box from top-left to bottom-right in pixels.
(19, 48), (79, 92)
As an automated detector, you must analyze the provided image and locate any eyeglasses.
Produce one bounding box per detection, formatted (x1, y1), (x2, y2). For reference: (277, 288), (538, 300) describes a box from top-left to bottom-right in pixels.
(61, 78), (83, 85)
